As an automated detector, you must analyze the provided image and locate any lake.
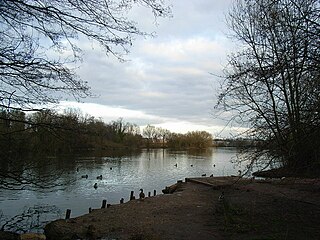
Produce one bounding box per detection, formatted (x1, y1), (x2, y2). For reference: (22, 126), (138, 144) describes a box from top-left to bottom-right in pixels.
(0, 147), (245, 232)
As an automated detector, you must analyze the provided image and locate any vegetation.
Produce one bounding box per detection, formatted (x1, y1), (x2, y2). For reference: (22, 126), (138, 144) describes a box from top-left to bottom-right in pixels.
(217, 0), (320, 176)
(167, 131), (213, 149)
(1, 109), (215, 157)
(0, 110), (143, 157)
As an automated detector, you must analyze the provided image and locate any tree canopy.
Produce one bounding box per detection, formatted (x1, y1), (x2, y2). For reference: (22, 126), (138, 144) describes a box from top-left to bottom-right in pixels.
(218, 0), (320, 175)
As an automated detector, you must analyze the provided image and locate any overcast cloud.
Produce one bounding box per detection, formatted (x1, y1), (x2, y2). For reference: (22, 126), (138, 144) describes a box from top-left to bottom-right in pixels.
(62, 0), (240, 137)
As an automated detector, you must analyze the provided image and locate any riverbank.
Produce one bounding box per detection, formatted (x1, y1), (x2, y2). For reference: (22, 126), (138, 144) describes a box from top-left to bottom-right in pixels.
(44, 176), (320, 240)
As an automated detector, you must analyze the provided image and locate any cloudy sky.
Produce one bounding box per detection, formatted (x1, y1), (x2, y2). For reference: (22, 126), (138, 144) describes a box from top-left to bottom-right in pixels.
(60, 0), (243, 138)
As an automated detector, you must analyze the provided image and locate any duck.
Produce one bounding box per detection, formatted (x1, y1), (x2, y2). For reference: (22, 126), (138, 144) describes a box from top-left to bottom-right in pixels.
(120, 198), (124, 204)
(190, 164), (193, 167)
(213, 164), (216, 167)
(139, 189), (145, 199)
(174, 163), (177, 167)
(202, 173), (206, 177)
(81, 174), (88, 179)
(94, 183), (98, 189)
(210, 174), (213, 177)
(110, 167), (113, 170)
(96, 175), (102, 180)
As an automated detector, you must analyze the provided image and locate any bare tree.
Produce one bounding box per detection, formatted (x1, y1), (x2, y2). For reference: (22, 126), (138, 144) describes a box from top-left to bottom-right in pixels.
(143, 124), (157, 148)
(0, 0), (171, 113)
(217, 0), (320, 175)
(0, 0), (171, 190)
(157, 127), (170, 148)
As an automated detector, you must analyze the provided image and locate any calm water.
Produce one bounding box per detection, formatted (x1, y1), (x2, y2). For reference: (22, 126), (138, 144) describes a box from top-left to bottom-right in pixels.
(0, 147), (245, 232)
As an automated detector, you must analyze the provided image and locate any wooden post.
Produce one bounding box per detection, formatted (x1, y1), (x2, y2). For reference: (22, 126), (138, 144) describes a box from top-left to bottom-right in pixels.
(101, 199), (107, 209)
(120, 198), (124, 204)
(148, 192), (151, 197)
(65, 209), (71, 219)
(89, 207), (92, 213)
(107, 204), (111, 208)
(153, 190), (156, 196)
(177, 180), (183, 184)
(130, 191), (134, 200)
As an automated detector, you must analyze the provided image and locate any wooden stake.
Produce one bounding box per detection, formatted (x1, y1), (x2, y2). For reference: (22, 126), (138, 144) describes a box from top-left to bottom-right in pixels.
(65, 209), (71, 219)
(101, 199), (107, 208)
(130, 191), (134, 200)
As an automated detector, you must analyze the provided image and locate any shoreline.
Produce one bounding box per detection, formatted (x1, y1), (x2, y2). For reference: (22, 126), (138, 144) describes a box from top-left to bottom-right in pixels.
(2, 176), (319, 239)
(41, 176), (320, 240)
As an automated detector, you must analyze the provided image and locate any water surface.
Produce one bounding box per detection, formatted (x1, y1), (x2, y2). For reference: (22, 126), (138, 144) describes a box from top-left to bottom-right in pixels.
(0, 147), (242, 231)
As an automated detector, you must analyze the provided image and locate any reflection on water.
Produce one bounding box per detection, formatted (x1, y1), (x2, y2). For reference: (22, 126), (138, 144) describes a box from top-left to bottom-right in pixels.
(0, 147), (241, 229)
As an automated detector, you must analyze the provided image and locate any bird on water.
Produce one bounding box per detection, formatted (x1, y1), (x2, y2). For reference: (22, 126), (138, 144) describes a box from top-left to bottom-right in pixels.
(94, 183), (98, 189)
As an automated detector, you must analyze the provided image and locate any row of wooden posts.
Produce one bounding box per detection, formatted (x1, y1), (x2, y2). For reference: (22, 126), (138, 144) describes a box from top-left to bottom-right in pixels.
(65, 189), (157, 219)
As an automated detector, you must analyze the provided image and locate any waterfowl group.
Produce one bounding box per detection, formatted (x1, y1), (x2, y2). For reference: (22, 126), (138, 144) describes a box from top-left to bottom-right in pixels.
(81, 174), (88, 179)
(96, 175), (102, 180)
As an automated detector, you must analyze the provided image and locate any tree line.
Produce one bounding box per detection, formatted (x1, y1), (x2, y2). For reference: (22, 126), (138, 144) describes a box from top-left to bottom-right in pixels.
(142, 124), (213, 149)
(0, 109), (144, 158)
(0, 109), (214, 159)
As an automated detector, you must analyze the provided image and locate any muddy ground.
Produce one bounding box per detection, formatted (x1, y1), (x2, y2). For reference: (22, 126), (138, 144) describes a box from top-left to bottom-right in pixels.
(44, 176), (320, 240)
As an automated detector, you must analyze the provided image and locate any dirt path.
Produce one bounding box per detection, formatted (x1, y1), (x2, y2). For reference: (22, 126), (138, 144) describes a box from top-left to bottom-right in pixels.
(45, 177), (320, 240)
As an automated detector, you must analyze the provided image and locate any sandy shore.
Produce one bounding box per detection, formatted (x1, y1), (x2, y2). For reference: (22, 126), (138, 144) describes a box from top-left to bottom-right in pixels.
(44, 176), (320, 240)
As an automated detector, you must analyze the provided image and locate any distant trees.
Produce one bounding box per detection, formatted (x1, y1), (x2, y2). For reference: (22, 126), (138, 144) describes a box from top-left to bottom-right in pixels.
(157, 127), (171, 148)
(167, 131), (213, 149)
(4, 113), (144, 156)
(217, 0), (320, 174)
(142, 124), (158, 148)
(142, 125), (213, 149)
(111, 118), (142, 147)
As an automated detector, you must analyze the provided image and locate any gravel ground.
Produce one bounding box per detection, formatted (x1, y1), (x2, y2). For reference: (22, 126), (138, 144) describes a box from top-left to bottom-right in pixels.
(44, 176), (320, 240)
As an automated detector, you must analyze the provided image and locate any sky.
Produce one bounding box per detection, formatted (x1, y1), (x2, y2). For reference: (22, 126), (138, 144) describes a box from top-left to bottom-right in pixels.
(59, 0), (245, 138)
